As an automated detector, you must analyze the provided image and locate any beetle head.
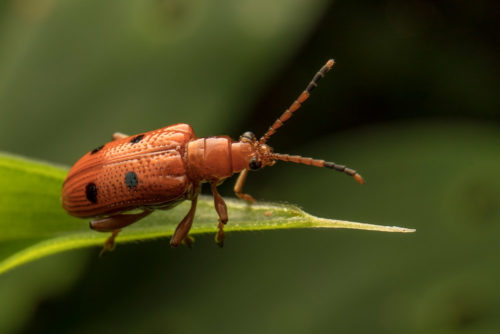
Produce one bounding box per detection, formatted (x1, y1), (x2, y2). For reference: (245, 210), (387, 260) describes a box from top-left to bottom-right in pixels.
(232, 132), (275, 173)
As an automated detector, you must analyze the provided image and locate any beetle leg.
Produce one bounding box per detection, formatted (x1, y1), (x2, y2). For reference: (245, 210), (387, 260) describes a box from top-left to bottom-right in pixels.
(170, 197), (198, 247)
(100, 230), (120, 257)
(234, 169), (255, 204)
(210, 183), (228, 247)
(112, 132), (129, 140)
(89, 209), (153, 255)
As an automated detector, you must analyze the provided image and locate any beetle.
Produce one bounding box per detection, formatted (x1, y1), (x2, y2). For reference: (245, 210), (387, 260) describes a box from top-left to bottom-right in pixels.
(62, 59), (364, 254)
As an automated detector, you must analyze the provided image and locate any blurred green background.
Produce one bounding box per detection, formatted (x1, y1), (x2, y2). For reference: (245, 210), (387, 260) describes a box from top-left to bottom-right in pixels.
(1, 0), (499, 333)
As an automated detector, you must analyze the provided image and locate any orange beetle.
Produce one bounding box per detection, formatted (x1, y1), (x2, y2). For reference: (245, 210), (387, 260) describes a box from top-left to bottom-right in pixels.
(62, 60), (364, 253)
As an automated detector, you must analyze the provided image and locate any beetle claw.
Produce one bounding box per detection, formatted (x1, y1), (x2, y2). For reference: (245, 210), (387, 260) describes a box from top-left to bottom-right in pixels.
(215, 221), (225, 247)
(215, 235), (224, 248)
(99, 246), (112, 257)
(99, 241), (115, 257)
(182, 235), (195, 248)
(99, 230), (120, 257)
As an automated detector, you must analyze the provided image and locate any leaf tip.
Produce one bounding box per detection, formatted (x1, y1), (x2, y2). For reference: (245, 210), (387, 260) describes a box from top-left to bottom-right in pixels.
(389, 226), (416, 233)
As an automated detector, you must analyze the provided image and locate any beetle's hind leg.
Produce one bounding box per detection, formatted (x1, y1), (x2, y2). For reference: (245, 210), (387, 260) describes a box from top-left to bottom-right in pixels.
(90, 209), (153, 256)
(112, 132), (129, 140)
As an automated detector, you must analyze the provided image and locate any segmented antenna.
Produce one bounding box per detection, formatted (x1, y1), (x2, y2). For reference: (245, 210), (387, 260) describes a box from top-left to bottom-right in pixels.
(270, 153), (365, 184)
(259, 59), (335, 144)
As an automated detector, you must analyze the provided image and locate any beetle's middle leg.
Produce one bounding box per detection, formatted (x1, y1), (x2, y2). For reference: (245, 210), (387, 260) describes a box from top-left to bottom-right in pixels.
(90, 209), (153, 256)
(234, 169), (255, 204)
(170, 197), (198, 247)
(211, 183), (228, 247)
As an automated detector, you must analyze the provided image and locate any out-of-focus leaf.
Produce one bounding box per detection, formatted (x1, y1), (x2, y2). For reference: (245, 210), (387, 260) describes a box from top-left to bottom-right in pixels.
(0, 0), (331, 164)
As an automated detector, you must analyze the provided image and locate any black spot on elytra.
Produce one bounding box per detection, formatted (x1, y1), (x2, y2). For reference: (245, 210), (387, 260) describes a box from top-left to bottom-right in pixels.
(125, 171), (138, 189)
(91, 145), (104, 154)
(130, 134), (144, 144)
(85, 183), (98, 203)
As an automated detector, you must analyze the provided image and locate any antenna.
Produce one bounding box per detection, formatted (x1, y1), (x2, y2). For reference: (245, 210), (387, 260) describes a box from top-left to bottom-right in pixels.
(259, 59), (335, 144)
(270, 153), (364, 184)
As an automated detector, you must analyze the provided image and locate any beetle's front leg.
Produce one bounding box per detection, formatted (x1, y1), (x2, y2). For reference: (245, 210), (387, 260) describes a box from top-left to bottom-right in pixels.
(210, 182), (228, 247)
(90, 209), (153, 256)
(234, 169), (255, 203)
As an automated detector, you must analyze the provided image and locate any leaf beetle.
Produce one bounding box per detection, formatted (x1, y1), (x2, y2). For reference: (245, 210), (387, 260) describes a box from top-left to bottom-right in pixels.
(62, 59), (364, 253)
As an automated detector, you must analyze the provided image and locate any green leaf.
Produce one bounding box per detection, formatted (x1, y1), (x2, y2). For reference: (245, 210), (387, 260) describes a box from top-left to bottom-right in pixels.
(0, 153), (414, 275)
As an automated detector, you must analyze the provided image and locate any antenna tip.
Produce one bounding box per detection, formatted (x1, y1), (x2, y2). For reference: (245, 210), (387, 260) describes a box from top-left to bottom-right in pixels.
(326, 59), (335, 69)
(354, 173), (365, 185)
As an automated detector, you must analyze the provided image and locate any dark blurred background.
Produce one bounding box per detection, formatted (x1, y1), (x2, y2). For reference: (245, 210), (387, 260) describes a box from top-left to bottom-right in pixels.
(1, 0), (499, 333)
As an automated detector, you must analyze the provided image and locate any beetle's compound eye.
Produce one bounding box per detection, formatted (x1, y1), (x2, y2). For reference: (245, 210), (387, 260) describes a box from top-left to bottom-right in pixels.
(240, 131), (256, 142)
(249, 156), (262, 170)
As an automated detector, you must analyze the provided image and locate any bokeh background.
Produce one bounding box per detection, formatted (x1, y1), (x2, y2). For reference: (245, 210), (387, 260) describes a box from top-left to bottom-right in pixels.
(1, 0), (499, 333)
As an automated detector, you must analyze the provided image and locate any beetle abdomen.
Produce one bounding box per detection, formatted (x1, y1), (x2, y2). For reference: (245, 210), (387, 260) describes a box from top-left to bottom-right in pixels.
(62, 124), (195, 217)
(63, 151), (189, 217)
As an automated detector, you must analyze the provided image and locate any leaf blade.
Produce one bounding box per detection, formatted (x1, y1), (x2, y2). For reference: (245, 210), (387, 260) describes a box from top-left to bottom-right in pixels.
(0, 153), (414, 275)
